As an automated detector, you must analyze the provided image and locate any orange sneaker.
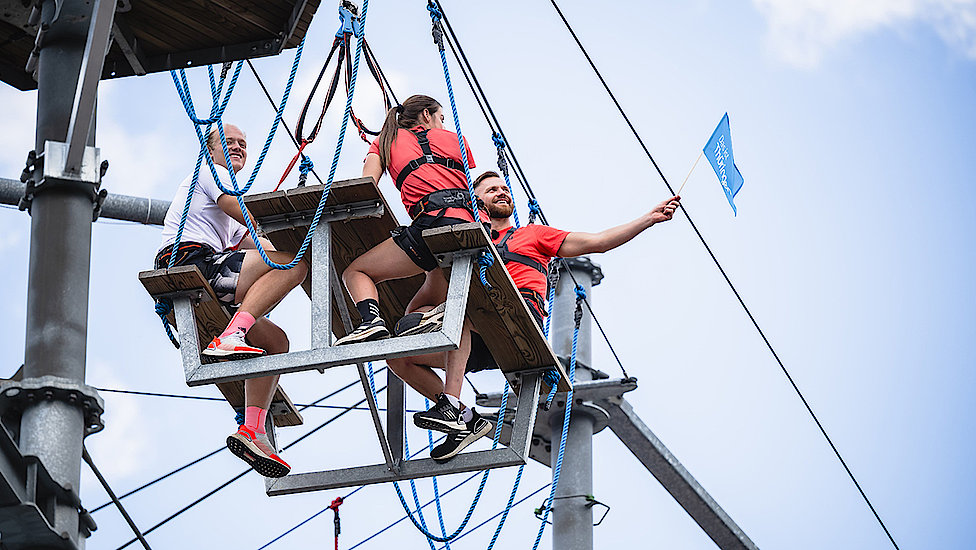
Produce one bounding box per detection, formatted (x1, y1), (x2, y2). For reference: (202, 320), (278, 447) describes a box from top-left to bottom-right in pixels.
(226, 426), (291, 478)
(202, 330), (265, 359)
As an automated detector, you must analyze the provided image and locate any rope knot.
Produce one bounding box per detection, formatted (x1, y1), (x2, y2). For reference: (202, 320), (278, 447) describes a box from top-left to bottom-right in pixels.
(477, 250), (494, 289)
(527, 198), (541, 224)
(428, 2), (445, 49)
(542, 369), (561, 410)
(491, 132), (505, 149)
(298, 155), (314, 187)
(573, 285), (586, 328)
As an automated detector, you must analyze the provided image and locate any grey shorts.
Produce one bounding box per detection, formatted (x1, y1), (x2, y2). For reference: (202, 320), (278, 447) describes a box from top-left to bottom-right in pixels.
(155, 242), (246, 306)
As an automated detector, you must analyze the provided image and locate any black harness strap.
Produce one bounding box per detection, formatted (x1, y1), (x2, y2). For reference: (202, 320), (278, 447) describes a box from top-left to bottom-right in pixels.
(408, 188), (472, 219)
(496, 227), (548, 274)
(394, 128), (467, 191)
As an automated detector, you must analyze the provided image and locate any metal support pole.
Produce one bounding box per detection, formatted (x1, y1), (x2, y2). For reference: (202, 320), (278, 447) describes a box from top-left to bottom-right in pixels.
(548, 257), (603, 550)
(310, 222), (331, 348)
(20, 0), (100, 547)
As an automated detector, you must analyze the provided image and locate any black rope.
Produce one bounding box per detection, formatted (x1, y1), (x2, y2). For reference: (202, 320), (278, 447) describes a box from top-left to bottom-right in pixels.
(116, 388), (384, 550)
(83, 447), (153, 549)
(547, 1), (899, 547)
(92, 386), (411, 413)
(435, 2), (546, 224)
(92, 372), (381, 513)
(245, 59), (325, 186)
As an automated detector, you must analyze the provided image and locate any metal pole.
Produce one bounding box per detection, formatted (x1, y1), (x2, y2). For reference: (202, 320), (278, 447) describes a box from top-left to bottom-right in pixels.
(20, 0), (98, 546)
(548, 257), (603, 550)
(3, 178), (171, 226)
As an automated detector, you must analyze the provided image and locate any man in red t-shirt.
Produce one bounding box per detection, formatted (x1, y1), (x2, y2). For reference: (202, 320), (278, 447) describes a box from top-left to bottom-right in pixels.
(462, 171), (680, 371)
(386, 171), (680, 460)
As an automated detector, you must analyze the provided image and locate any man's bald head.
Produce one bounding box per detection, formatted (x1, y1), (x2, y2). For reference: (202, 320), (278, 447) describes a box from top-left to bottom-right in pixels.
(206, 124), (248, 173)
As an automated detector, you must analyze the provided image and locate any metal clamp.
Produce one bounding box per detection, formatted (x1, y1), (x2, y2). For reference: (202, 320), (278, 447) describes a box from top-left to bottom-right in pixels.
(0, 376), (105, 437)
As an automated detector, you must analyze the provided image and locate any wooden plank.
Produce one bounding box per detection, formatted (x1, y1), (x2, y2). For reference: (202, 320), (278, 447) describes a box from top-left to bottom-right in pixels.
(139, 266), (304, 427)
(423, 223), (571, 393)
(246, 178), (423, 339)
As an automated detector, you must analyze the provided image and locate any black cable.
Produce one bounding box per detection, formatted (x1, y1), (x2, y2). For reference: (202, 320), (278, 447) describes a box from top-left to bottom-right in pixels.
(245, 59), (326, 186)
(92, 372), (379, 513)
(435, 2), (547, 224)
(435, 1), (634, 377)
(547, 1), (900, 547)
(83, 447), (153, 550)
(92, 386), (413, 413)
(115, 388), (384, 550)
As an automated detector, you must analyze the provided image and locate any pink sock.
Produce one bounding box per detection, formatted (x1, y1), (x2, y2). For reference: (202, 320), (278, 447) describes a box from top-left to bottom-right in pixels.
(245, 406), (268, 434)
(220, 311), (256, 338)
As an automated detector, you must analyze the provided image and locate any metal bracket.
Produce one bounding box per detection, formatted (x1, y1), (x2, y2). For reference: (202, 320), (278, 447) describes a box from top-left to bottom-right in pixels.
(0, 421), (95, 550)
(258, 199), (384, 233)
(0, 376), (105, 437)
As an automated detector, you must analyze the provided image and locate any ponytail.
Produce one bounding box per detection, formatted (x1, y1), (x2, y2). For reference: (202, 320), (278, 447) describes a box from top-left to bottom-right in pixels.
(375, 94), (441, 170)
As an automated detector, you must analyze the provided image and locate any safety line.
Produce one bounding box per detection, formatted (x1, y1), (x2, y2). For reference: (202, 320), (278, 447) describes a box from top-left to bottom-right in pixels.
(83, 447), (153, 550)
(547, 1), (900, 547)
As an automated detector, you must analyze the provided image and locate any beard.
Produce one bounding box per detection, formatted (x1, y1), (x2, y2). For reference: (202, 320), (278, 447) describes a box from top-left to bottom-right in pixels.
(486, 200), (514, 219)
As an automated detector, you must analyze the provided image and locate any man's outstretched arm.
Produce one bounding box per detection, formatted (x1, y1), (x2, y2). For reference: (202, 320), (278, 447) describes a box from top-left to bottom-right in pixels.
(557, 195), (680, 257)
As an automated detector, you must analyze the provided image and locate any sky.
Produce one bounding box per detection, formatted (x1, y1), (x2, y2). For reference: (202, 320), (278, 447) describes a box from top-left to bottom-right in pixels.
(1, 0), (975, 548)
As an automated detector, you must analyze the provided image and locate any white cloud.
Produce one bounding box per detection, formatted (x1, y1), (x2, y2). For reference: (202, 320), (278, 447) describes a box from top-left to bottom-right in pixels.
(753, 0), (976, 67)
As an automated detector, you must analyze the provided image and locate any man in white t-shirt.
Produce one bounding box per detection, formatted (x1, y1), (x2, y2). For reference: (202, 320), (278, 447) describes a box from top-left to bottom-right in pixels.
(155, 124), (308, 478)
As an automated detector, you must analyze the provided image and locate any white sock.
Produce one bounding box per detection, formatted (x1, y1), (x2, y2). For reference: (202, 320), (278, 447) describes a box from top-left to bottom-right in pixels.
(444, 393), (461, 409)
(460, 406), (474, 423)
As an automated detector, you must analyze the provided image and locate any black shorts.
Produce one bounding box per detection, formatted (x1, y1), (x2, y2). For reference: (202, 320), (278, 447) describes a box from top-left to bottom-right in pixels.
(154, 242), (246, 306)
(392, 213), (471, 272)
(466, 300), (546, 373)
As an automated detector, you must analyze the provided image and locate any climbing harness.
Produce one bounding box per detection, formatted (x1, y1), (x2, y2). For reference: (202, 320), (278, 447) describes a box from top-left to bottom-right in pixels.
(495, 227), (548, 276)
(407, 188), (473, 220)
(395, 128), (468, 191)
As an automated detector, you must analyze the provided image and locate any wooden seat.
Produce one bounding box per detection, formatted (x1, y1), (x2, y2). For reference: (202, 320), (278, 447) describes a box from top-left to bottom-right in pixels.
(423, 223), (571, 393)
(138, 265), (303, 427)
(244, 177), (425, 339)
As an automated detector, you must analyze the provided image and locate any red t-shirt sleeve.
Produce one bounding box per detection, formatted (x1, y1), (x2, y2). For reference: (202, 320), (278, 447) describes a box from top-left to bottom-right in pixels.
(531, 225), (570, 257)
(367, 138), (380, 159)
(461, 135), (475, 169)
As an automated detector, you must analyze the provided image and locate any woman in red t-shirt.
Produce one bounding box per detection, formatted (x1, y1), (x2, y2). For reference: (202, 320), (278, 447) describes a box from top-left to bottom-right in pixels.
(337, 94), (477, 344)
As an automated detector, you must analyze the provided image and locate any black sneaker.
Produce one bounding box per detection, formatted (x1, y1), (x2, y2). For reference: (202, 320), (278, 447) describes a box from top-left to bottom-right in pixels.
(335, 317), (390, 345)
(431, 413), (493, 463)
(413, 394), (464, 432)
(394, 303), (446, 337)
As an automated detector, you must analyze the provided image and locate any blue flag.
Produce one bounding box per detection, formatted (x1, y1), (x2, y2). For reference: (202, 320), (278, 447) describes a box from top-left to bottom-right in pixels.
(704, 113), (744, 215)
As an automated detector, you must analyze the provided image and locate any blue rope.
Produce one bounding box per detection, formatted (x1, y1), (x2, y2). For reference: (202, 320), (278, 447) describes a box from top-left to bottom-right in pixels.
(166, 64), (238, 268)
(532, 285), (586, 550)
(491, 132), (520, 229)
(427, 1), (490, 288)
(477, 250), (494, 288)
(154, 299), (180, 348)
(366, 359), (507, 543)
(234, 410), (245, 426)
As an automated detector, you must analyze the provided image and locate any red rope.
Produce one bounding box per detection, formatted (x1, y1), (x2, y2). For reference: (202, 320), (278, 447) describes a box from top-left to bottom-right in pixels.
(274, 140), (309, 192)
(329, 496), (343, 550)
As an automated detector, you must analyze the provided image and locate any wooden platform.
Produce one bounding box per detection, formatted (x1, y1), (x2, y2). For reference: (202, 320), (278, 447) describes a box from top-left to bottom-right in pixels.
(138, 265), (303, 427)
(0, 0), (320, 90)
(423, 223), (571, 393)
(244, 178), (425, 339)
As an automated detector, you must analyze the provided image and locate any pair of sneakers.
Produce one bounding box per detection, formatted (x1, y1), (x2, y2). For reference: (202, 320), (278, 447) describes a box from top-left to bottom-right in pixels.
(334, 303), (446, 346)
(413, 394), (493, 462)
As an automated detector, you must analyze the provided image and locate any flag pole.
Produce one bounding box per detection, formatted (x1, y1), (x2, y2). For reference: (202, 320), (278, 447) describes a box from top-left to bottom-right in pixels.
(676, 150), (704, 197)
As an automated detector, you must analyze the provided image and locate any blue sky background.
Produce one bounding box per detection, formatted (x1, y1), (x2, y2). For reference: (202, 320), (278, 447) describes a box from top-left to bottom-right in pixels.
(1, 1), (974, 548)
